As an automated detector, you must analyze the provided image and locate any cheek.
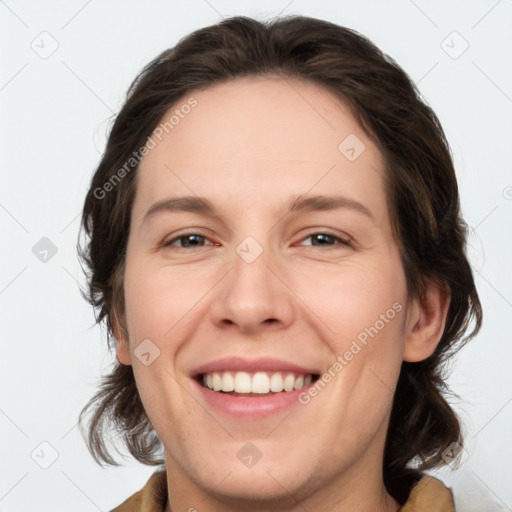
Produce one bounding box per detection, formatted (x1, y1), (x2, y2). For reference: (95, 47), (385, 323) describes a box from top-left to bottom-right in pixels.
(293, 258), (406, 343)
(123, 262), (204, 342)
(123, 263), (195, 430)
(294, 257), (407, 408)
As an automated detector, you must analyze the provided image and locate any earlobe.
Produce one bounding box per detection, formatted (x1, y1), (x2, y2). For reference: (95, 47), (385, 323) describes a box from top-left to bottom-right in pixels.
(112, 308), (132, 366)
(403, 281), (451, 362)
(115, 338), (132, 366)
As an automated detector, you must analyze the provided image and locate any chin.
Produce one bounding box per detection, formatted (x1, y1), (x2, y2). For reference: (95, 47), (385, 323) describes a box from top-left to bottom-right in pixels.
(202, 471), (308, 507)
(191, 455), (318, 505)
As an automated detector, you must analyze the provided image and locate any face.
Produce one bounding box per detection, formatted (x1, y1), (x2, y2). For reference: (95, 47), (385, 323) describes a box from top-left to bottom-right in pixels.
(116, 76), (414, 506)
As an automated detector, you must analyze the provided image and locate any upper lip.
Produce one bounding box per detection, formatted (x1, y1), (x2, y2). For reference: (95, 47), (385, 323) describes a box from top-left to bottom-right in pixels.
(190, 356), (320, 377)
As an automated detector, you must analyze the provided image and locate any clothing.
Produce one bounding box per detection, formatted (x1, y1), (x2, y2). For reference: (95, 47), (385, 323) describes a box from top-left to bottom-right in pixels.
(399, 475), (455, 511)
(110, 469), (455, 511)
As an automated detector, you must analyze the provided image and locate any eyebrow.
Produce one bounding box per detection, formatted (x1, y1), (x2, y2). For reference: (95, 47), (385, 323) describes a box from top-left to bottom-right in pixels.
(142, 194), (375, 224)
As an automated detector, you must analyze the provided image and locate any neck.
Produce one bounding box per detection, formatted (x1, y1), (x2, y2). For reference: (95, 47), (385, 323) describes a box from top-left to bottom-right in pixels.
(163, 475), (400, 512)
(162, 431), (401, 512)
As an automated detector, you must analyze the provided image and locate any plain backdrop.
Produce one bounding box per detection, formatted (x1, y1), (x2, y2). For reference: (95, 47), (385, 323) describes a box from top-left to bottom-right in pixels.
(1, 1), (511, 510)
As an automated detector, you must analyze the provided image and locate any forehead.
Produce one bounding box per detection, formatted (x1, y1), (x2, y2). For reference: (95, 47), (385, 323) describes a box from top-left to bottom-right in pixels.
(134, 76), (388, 221)
(146, 76), (378, 160)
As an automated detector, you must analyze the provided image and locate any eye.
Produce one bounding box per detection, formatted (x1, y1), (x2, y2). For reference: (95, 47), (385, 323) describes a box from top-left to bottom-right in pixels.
(161, 231), (351, 250)
(162, 232), (215, 249)
(297, 232), (351, 248)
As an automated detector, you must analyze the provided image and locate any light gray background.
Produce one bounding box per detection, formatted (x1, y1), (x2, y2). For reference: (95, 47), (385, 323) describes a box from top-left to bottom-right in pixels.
(1, 0), (511, 510)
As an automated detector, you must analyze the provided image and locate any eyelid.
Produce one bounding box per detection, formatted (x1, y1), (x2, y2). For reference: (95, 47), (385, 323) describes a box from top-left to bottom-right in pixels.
(162, 229), (217, 247)
(295, 225), (352, 240)
(294, 230), (353, 246)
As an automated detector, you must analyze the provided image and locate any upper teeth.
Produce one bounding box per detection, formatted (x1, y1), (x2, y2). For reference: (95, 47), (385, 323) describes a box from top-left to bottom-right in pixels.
(202, 371), (313, 394)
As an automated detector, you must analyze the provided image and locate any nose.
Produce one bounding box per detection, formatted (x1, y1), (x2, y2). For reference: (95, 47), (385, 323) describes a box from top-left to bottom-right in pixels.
(209, 241), (296, 336)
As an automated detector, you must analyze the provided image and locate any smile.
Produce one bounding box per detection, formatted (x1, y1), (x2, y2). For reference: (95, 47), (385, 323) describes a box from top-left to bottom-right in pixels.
(199, 371), (318, 395)
(191, 357), (322, 417)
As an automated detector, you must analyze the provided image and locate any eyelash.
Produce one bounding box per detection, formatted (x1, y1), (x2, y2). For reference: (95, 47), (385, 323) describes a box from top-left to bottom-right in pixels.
(162, 231), (352, 250)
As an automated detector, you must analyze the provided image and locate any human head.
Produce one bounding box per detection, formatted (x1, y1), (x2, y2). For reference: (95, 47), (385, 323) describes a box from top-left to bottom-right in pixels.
(78, 14), (482, 504)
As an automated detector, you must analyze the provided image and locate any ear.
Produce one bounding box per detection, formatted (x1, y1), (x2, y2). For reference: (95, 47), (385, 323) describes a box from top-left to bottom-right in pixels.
(112, 306), (132, 365)
(403, 280), (451, 362)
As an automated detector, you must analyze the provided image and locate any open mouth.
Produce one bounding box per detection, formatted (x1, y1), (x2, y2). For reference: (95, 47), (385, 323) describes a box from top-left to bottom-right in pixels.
(196, 371), (320, 396)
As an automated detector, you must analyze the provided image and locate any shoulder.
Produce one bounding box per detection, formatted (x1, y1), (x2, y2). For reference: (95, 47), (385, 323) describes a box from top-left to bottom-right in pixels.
(400, 475), (455, 512)
(110, 469), (168, 512)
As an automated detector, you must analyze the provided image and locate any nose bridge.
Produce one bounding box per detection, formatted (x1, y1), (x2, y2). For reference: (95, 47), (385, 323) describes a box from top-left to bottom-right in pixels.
(209, 234), (295, 333)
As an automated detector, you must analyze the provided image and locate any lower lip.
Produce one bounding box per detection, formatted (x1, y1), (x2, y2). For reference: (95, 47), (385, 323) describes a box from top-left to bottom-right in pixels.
(193, 378), (314, 419)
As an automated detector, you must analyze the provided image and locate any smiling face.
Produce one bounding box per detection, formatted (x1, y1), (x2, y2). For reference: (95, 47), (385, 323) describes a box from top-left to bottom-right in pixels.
(114, 76), (421, 509)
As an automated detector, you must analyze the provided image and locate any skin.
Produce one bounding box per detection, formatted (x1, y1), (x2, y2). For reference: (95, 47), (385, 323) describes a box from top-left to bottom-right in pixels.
(114, 76), (450, 511)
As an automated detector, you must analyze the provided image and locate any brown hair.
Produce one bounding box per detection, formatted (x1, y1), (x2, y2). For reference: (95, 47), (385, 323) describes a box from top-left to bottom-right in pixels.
(78, 14), (482, 502)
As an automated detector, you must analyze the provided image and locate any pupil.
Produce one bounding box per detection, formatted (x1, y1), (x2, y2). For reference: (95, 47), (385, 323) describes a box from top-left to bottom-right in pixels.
(184, 235), (202, 247)
(314, 234), (332, 245)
